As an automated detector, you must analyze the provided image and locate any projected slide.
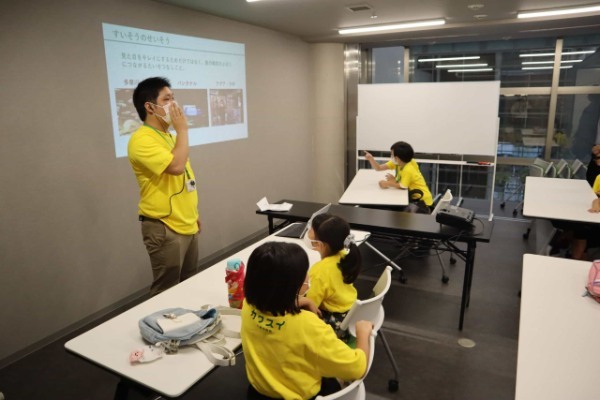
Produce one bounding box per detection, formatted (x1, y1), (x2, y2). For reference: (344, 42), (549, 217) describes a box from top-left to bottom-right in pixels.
(102, 23), (248, 158)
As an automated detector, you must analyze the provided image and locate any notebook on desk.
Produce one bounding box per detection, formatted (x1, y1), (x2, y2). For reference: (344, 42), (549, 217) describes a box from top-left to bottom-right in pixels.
(275, 203), (331, 239)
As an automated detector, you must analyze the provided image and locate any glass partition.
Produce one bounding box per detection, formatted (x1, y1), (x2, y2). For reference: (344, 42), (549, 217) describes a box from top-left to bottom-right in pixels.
(556, 93), (600, 162)
(372, 46), (405, 83)
(560, 35), (600, 87)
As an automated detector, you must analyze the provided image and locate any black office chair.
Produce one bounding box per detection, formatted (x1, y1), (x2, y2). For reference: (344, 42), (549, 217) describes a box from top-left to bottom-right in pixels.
(403, 188), (456, 283)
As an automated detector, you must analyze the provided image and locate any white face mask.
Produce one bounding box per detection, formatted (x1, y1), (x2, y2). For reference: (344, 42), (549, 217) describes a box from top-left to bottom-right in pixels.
(302, 232), (319, 251)
(151, 102), (173, 126)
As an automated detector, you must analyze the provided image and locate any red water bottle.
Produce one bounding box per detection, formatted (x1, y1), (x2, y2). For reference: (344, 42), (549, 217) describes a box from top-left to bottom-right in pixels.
(225, 258), (245, 309)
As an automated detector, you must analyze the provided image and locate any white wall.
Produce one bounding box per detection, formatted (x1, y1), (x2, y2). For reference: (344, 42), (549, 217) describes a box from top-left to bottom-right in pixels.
(0, 0), (319, 364)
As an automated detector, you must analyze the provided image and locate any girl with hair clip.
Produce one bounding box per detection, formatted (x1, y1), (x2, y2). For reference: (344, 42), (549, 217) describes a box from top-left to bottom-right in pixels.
(302, 213), (362, 342)
(242, 241), (373, 400)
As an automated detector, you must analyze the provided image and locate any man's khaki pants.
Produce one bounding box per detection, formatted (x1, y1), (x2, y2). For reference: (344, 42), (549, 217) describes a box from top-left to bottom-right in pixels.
(141, 219), (199, 296)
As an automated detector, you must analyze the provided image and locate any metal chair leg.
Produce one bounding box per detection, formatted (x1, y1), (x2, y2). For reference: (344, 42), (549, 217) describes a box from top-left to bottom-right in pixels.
(379, 330), (399, 392)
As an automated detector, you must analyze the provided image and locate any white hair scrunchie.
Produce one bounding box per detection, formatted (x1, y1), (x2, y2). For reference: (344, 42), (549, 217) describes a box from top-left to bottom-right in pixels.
(343, 234), (355, 251)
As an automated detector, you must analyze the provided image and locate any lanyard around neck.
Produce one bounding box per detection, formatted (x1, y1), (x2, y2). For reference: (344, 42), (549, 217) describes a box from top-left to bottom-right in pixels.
(144, 124), (191, 179)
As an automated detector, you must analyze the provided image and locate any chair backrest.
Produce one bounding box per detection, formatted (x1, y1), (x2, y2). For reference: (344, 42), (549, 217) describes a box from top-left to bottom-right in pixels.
(570, 159), (587, 179)
(431, 189), (453, 217)
(315, 333), (376, 400)
(528, 163), (545, 177)
(555, 159), (571, 179)
(339, 266), (393, 332)
(530, 158), (555, 178)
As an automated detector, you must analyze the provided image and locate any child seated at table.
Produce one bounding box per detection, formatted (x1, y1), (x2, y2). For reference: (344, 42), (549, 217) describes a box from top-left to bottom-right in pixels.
(301, 214), (361, 341)
(364, 141), (433, 213)
(242, 241), (373, 400)
(568, 145), (600, 259)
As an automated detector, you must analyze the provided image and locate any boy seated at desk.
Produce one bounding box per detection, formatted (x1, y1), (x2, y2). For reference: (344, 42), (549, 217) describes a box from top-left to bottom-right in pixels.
(568, 145), (600, 259)
(364, 141), (433, 213)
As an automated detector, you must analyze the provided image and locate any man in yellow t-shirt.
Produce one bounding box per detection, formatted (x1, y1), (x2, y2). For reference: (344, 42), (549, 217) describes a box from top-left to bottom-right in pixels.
(128, 77), (200, 295)
(364, 141), (433, 209)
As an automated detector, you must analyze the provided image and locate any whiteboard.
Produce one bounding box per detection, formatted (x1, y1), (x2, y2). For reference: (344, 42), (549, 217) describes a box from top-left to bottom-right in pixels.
(357, 81), (500, 156)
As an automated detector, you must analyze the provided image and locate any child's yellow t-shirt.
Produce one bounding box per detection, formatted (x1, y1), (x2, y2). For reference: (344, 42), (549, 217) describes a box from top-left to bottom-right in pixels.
(306, 251), (357, 313)
(385, 159), (433, 206)
(241, 300), (366, 399)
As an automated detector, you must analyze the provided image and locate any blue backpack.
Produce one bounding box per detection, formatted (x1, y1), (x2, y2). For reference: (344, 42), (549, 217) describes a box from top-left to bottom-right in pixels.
(138, 306), (241, 366)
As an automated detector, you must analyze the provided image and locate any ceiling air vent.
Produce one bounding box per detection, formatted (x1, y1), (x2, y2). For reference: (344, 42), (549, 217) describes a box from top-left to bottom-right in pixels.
(346, 4), (373, 12)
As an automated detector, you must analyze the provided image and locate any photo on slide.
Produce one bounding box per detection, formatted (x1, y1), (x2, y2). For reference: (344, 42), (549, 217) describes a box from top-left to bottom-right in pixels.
(115, 89), (140, 136)
(209, 89), (244, 126)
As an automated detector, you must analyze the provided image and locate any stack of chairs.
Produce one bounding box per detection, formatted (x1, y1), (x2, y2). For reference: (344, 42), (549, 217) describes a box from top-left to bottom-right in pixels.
(503, 158), (556, 218)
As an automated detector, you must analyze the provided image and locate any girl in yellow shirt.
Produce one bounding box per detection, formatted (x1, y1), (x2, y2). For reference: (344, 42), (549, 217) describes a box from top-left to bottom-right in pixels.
(242, 242), (372, 400)
(303, 214), (361, 341)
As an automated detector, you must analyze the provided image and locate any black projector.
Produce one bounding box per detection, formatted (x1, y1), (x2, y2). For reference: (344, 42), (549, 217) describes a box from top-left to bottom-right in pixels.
(435, 206), (475, 229)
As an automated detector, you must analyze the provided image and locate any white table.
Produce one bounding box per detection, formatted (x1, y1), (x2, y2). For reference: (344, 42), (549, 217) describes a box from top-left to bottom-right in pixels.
(523, 177), (600, 224)
(339, 169), (409, 206)
(516, 254), (599, 400)
(522, 137), (558, 147)
(65, 229), (368, 398)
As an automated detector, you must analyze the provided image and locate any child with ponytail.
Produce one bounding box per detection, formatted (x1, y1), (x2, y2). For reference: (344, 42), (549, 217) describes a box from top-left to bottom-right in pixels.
(302, 213), (362, 341)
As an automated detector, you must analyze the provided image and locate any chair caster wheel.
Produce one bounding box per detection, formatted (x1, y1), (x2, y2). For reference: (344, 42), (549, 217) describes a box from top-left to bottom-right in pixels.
(512, 209), (518, 217)
(500, 202), (505, 209)
(388, 379), (399, 392)
(523, 232), (530, 239)
(442, 276), (449, 284)
(399, 276), (407, 284)
(450, 257), (457, 265)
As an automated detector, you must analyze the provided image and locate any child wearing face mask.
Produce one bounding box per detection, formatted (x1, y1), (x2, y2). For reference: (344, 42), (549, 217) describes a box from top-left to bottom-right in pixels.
(301, 214), (362, 341)
(364, 141), (433, 212)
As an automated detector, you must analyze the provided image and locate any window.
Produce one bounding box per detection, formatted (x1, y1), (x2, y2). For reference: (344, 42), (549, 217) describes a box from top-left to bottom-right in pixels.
(372, 46), (405, 83)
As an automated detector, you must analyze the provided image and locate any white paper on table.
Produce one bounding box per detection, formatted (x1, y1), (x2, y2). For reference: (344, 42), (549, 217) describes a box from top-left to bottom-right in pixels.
(256, 197), (293, 212)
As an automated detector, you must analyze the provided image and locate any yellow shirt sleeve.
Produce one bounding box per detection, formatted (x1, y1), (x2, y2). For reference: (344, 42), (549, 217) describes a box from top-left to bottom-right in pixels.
(310, 317), (367, 381)
(307, 264), (327, 309)
(399, 163), (414, 189)
(128, 130), (173, 176)
(593, 175), (600, 194)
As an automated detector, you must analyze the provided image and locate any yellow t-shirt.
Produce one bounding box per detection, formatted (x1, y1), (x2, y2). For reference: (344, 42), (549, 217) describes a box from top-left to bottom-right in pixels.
(593, 175), (600, 195)
(385, 159), (433, 206)
(241, 300), (366, 399)
(128, 125), (199, 235)
(306, 251), (357, 313)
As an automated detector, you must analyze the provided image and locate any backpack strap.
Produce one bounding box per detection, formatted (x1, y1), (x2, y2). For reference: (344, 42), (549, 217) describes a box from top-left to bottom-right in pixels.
(200, 305), (242, 338)
(214, 307), (242, 338)
(194, 340), (236, 366)
(193, 305), (241, 366)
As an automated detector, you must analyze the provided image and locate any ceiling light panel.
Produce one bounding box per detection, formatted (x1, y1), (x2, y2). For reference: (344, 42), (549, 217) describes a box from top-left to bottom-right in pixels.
(448, 68), (493, 72)
(418, 56), (480, 62)
(339, 19), (445, 35)
(518, 4), (600, 19)
(522, 60), (583, 65)
(522, 66), (573, 70)
(520, 50), (596, 57)
(435, 63), (488, 68)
